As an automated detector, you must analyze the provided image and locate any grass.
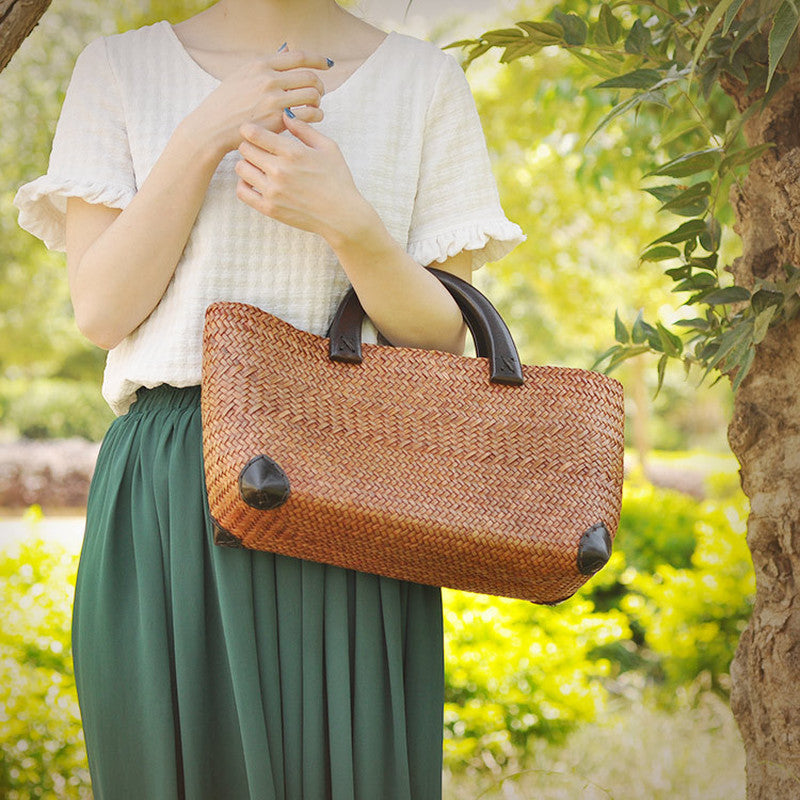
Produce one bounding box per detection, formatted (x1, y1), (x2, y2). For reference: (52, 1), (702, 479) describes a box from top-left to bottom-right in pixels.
(443, 692), (745, 800)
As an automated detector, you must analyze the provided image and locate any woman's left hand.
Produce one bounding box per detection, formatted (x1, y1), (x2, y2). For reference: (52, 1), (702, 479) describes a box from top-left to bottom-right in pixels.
(235, 110), (368, 244)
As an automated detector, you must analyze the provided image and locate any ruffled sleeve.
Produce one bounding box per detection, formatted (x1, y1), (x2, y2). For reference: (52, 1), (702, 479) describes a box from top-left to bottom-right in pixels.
(406, 53), (526, 272)
(13, 37), (136, 252)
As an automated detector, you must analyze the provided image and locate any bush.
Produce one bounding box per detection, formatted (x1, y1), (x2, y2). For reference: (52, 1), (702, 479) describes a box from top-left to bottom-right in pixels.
(0, 525), (90, 799)
(615, 483), (701, 572)
(443, 589), (630, 773)
(623, 496), (755, 697)
(0, 378), (113, 441)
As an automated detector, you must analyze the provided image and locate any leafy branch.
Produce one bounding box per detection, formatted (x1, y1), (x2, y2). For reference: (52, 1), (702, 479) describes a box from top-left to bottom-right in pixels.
(446, 1), (800, 393)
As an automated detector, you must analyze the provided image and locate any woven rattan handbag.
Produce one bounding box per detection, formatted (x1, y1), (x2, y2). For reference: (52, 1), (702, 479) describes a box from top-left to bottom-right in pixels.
(201, 268), (624, 604)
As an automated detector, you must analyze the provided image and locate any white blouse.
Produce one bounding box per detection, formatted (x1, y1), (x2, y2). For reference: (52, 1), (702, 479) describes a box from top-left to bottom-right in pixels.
(14, 20), (526, 416)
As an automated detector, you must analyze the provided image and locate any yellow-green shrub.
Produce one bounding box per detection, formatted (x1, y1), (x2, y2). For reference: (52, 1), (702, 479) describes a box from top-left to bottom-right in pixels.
(0, 536), (89, 799)
(443, 589), (630, 772)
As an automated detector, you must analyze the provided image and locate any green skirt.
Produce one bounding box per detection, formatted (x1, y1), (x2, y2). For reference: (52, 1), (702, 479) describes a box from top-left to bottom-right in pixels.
(71, 385), (444, 799)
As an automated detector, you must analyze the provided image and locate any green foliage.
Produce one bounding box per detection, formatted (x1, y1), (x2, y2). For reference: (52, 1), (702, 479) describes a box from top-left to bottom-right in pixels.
(443, 588), (629, 772)
(615, 483), (700, 572)
(0, 378), (114, 440)
(624, 496), (755, 697)
(449, 1), (800, 395)
(0, 531), (89, 798)
(1, 479), (753, 787)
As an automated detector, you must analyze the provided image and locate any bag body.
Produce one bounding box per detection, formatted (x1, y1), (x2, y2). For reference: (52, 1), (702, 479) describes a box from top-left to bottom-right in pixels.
(202, 269), (624, 604)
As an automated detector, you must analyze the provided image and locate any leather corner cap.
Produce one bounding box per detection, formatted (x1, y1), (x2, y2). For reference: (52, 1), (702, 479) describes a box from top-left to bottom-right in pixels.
(577, 523), (612, 575)
(239, 455), (291, 510)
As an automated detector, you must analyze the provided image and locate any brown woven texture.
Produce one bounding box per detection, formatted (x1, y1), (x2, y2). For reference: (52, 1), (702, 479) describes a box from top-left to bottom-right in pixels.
(202, 302), (625, 604)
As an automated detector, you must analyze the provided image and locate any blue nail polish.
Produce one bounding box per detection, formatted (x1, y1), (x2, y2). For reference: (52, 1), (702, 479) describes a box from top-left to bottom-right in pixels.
(284, 107), (295, 118)
(277, 41), (288, 52)
(327, 57), (334, 67)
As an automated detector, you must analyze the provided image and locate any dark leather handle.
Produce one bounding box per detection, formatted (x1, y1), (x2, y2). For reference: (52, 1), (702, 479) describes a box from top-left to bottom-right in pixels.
(327, 267), (524, 385)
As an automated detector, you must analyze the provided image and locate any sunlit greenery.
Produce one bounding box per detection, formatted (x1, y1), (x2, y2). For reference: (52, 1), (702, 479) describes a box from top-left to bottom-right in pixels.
(0, 479), (753, 796)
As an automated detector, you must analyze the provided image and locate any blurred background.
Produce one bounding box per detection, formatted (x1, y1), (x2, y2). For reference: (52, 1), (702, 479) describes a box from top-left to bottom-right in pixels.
(0, 0), (750, 798)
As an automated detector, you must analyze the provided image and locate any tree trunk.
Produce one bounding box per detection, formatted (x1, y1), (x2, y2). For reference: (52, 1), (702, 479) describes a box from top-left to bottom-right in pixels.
(727, 68), (800, 798)
(0, 0), (52, 73)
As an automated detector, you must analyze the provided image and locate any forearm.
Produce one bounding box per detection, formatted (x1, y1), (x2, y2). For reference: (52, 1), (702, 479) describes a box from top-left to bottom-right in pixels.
(325, 201), (467, 354)
(68, 119), (225, 349)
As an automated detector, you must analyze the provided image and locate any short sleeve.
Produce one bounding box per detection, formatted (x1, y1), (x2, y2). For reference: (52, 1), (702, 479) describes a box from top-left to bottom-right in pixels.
(13, 37), (137, 252)
(406, 54), (526, 272)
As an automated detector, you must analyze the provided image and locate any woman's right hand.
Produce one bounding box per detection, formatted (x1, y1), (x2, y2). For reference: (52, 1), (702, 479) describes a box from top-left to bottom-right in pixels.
(183, 50), (333, 159)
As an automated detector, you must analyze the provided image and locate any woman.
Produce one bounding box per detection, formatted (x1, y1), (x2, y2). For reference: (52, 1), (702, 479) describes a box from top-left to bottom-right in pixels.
(15, 0), (525, 797)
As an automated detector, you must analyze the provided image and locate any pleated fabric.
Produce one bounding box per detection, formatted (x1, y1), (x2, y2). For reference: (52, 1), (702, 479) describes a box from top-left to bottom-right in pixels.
(71, 385), (444, 800)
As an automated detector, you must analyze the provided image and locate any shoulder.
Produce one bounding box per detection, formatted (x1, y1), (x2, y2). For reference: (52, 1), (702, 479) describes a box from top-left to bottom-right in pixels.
(382, 31), (470, 112)
(389, 31), (464, 76)
(76, 20), (171, 77)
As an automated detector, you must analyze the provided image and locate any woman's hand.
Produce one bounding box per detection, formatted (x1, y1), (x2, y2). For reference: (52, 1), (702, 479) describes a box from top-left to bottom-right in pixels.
(235, 109), (373, 244)
(182, 50), (333, 160)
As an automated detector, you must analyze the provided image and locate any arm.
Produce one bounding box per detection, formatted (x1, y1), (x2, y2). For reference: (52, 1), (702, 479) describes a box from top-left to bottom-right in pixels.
(236, 112), (471, 356)
(65, 50), (332, 350)
(326, 201), (471, 355)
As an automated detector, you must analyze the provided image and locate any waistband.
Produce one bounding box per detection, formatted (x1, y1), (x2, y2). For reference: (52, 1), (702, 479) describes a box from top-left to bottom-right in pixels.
(128, 384), (201, 414)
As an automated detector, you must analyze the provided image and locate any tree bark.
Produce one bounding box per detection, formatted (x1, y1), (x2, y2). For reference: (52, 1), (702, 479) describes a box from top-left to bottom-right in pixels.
(727, 68), (800, 798)
(0, 0), (52, 74)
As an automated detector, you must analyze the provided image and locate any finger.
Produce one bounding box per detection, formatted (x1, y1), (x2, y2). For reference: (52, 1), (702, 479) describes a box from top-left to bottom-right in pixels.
(271, 50), (334, 72)
(239, 122), (303, 157)
(288, 105), (324, 124)
(237, 139), (279, 173)
(281, 85), (324, 109)
(277, 70), (326, 96)
(282, 109), (331, 148)
(234, 157), (270, 192)
(236, 176), (267, 209)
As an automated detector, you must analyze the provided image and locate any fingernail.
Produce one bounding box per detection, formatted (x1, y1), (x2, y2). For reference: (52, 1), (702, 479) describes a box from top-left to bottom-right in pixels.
(326, 57), (334, 67)
(284, 107), (296, 118)
(277, 42), (288, 52)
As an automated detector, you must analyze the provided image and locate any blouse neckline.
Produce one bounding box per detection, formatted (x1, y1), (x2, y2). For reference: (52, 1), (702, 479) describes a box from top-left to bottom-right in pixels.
(161, 21), (395, 102)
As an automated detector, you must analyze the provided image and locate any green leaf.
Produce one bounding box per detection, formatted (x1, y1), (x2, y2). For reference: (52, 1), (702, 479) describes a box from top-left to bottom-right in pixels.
(700, 217), (722, 252)
(750, 287), (784, 314)
(614, 310), (629, 343)
(666, 266), (691, 279)
(655, 353), (668, 396)
(625, 19), (652, 54)
(606, 345), (652, 373)
(596, 4), (621, 45)
(644, 185), (682, 204)
(645, 149), (722, 178)
(657, 322), (683, 356)
(591, 344), (621, 370)
(517, 20), (564, 44)
(649, 219), (707, 246)
(674, 272), (718, 292)
(481, 28), (526, 44)
(659, 121), (703, 148)
(658, 182), (712, 215)
(691, 0), (739, 86)
(689, 253), (719, 271)
(768, 0), (800, 91)
(499, 41), (545, 63)
(674, 317), (710, 330)
(553, 9), (588, 45)
(631, 310), (657, 344)
(753, 305), (777, 344)
(705, 323), (750, 371)
(731, 345), (756, 392)
(587, 90), (670, 141)
(568, 49), (621, 78)
(703, 286), (752, 305)
(718, 143), (775, 175)
(723, 0), (748, 35)
(594, 69), (663, 89)
(641, 245), (681, 261)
